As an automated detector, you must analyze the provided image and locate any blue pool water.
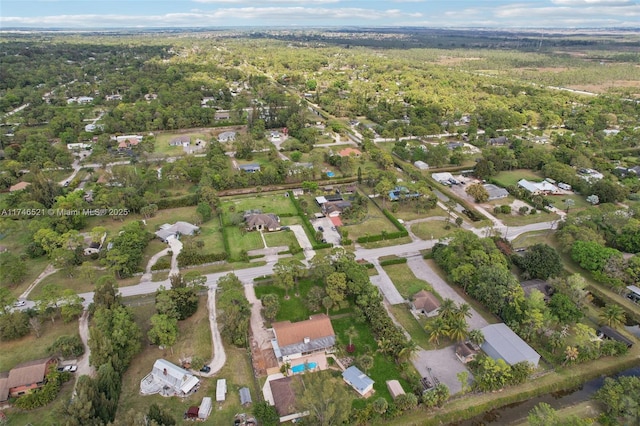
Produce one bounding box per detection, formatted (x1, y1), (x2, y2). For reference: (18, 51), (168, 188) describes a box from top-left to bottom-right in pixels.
(326, 171), (335, 177)
(291, 362), (318, 373)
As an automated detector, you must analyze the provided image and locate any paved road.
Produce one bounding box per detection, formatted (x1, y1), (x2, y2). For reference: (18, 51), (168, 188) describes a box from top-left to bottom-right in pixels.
(369, 259), (404, 305)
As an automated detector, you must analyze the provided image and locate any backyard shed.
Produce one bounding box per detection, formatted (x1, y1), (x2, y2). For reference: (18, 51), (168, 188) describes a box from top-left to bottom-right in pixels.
(216, 379), (227, 402)
(186, 406), (199, 419)
(386, 380), (405, 400)
(342, 366), (374, 397)
(198, 397), (212, 419)
(239, 387), (252, 406)
(481, 323), (540, 367)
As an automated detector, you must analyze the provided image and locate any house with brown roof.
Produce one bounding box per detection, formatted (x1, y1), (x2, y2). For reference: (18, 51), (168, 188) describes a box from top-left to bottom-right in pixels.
(9, 181), (30, 192)
(244, 212), (280, 232)
(337, 147), (362, 158)
(411, 290), (440, 317)
(1, 357), (57, 401)
(267, 376), (308, 423)
(455, 342), (478, 364)
(271, 314), (336, 362)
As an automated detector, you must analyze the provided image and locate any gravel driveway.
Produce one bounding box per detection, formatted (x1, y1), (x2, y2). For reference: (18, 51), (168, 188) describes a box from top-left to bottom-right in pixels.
(412, 346), (473, 395)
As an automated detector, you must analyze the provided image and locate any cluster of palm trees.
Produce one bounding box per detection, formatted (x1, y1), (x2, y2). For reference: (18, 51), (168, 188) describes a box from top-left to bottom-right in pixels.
(425, 299), (483, 346)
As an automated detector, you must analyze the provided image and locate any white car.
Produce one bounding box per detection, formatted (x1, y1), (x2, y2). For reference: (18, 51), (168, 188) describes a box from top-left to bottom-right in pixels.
(13, 300), (26, 307)
(63, 365), (77, 372)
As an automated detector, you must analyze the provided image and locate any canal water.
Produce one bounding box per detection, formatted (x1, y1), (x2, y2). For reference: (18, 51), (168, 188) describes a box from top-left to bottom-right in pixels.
(451, 366), (640, 425)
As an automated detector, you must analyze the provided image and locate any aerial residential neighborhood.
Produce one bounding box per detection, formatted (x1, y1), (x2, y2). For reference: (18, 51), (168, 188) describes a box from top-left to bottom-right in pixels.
(1, 24), (640, 426)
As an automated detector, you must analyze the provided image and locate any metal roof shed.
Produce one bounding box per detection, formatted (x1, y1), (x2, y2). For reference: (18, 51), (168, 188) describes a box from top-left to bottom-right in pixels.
(216, 379), (227, 402)
(239, 387), (252, 406)
(198, 397), (212, 419)
(481, 323), (540, 367)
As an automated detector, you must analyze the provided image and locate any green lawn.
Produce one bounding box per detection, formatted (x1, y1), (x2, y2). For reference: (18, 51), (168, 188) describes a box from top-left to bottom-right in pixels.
(343, 213), (399, 240)
(254, 279), (322, 322)
(388, 304), (432, 349)
(263, 230), (299, 249)
(224, 227), (264, 258)
(383, 263), (435, 299)
(331, 316), (413, 406)
(0, 318), (80, 371)
(153, 131), (208, 155)
(492, 169), (543, 187)
(390, 204), (448, 222)
(3, 381), (75, 425)
(34, 269), (112, 297)
(498, 209), (560, 227)
(410, 220), (458, 241)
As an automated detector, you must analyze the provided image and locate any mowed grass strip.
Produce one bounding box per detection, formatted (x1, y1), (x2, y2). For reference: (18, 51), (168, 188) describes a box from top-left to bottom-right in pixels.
(383, 263), (434, 299)
(492, 169), (543, 187)
(225, 227), (264, 258)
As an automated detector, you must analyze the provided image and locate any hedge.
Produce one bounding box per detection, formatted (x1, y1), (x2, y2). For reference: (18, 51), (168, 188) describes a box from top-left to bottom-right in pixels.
(379, 257), (408, 266)
(312, 243), (333, 250)
(382, 209), (407, 232)
(356, 230), (408, 244)
(156, 193), (199, 210)
(177, 251), (228, 267)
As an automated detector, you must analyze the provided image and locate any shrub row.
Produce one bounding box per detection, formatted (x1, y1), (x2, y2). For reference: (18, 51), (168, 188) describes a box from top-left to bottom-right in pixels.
(312, 243), (333, 250)
(379, 257), (408, 266)
(177, 251), (228, 267)
(156, 193), (199, 210)
(382, 209), (407, 232)
(356, 230), (408, 244)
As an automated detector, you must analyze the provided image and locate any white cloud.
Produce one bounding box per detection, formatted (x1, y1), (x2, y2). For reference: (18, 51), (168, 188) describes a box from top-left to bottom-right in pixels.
(551, 0), (632, 5)
(193, 0), (341, 3)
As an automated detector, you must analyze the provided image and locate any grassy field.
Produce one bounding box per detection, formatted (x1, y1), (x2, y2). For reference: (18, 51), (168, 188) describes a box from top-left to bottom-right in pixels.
(224, 227), (264, 258)
(5, 256), (50, 298)
(332, 315), (413, 407)
(153, 131), (208, 155)
(32, 269), (111, 297)
(391, 204), (448, 223)
(254, 279), (322, 323)
(495, 209), (560, 227)
(359, 236), (413, 249)
(3, 381), (75, 425)
(388, 304), (432, 349)
(492, 169), (543, 187)
(410, 220), (457, 241)
(263, 229), (300, 250)
(0, 318), (80, 371)
(383, 263), (435, 299)
(343, 213), (399, 240)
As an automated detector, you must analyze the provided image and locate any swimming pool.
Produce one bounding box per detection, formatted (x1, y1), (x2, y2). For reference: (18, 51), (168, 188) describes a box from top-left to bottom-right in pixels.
(291, 362), (318, 373)
(326, 171), (335, 177)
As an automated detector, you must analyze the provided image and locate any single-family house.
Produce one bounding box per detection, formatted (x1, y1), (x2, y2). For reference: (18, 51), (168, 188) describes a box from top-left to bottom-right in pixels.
(455, 342), (478, 364)
(411, 290), (440, 317)
(414, 160), (429, 170)
(169, 135), (190, 147)
(155, 221), (200, 243)
(483, 184), (509, 201)
(1, 357), (57, 401)
(214, 110), (231, 121)
(201, 97), (216, 108)
(337, 147), (362, 158)
(578, 168), (604, 183)
(218, 131), (236, 142)
(268, 376), (308, 422)
(239, 163), (261, 173)
(271, 314), (335, 362)
(244, 212), (280, 232)
(597, 326), (633, 348)
(488, 136), (509, 146)
(105, 94), (122, 101)
(628, 166), (640, 176)
(342, 366), (374, 397)
(481, 323), (540, 367)
(9, 182), (30, 192)
(323, 200), (352, 217)
(520, 279), (554, 301)
(139, 359), (200, 397)
(388, 186), (420, 202)
(517, 179), (559, 195)
(627, 285), (640, 303)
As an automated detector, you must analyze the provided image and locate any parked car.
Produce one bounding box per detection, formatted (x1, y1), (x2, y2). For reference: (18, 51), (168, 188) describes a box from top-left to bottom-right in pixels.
(63, 365), (77, 372)
(318, 226), (324, 231)
(200, 365), (211, 373)
(281, 226), (290, 231)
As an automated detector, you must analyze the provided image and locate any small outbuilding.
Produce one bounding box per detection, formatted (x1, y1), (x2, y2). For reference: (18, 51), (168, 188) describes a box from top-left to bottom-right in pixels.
(342, 366), (374, 397)
(198, 396), (212, 419)
(216, 379), (227, 402)
(186, 406), (200, 419)
(411, 290), (440, 317)
(598, 326), (633, 348)
(239, 387), (252, 406)
(483, 184), (509, 201)
(386, 380), (405, 400)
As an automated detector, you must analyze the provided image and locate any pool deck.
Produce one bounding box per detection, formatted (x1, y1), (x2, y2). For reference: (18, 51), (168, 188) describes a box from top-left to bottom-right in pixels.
(287, 353), (328, 375)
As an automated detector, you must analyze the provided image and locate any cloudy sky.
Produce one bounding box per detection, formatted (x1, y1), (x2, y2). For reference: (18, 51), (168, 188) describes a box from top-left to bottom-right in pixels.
(1, 0), (639, 29)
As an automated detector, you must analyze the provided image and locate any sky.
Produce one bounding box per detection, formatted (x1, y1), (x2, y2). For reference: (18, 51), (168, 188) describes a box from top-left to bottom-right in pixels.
(1, 0), (639, 29)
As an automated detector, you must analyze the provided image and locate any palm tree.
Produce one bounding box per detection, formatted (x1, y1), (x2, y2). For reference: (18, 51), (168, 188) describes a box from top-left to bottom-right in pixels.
(468, 329), (485, 347)
(358, 354), (374, 373)
(600, 304), (626, 328)
(426, 317), (447, 346)
(397, 340), (418, 364)
(345, 326), (358, 353)
(438, 298), (457, 321)
(564, 346), (579, 365)
(454, 303), (472, 321)
(446, 317), (469, 342)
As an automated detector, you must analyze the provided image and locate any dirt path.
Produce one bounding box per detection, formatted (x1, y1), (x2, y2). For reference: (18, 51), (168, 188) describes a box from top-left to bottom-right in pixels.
(140, 247), (171, 282)
(199, 287), (226, 377)
(20, 264), (57, 300)
(76, 310), (96, 380)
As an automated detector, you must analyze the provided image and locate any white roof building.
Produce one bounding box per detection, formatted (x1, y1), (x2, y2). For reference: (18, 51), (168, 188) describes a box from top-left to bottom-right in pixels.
(216, 379), (227, 402)
(481, 323), (540, 367)
(431, 172), (454, 184)
(414, 160), (429, 170)
(140, 359), (200, 397)
(198, 397), (212, 419)
(155, 221), (200, 242)
(517, 179), (558, 195)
